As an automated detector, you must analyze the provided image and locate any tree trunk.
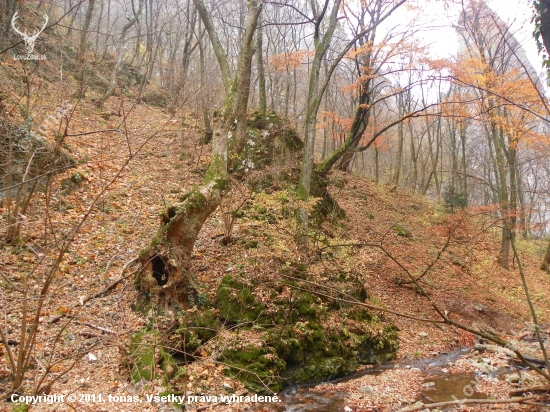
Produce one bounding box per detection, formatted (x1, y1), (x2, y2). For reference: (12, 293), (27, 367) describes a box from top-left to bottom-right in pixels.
(137, 107), (230, 304)
(232, 1), (262, 154)
(138, 0), (263, 305)
(167, 3), (197, 114)
(257, 12), (267, 116)
(296, 0), (342, 246)
(541, 240), (550, 272)
(76, 0), (96, 99)
(95, 0), (144, 109)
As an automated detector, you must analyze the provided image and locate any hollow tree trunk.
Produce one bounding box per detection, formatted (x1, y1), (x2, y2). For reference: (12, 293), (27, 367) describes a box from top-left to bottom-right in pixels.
(136, 113), (228, 304)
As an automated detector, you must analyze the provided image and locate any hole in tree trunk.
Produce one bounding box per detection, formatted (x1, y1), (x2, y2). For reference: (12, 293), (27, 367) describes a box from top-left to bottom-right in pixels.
(151, 255), (169, 286)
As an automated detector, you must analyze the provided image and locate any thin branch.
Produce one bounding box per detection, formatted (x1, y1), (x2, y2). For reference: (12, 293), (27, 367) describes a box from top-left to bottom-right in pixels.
(398, 395), (541, 412)
(276, 274), (446, 324)
(80, 257), (139, 305)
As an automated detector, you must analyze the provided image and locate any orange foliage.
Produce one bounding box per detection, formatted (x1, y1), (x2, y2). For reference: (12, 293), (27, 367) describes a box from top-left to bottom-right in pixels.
(317, 111), (353, 143)
(269, 50), (314, 72)
(443, 54), (548, 149)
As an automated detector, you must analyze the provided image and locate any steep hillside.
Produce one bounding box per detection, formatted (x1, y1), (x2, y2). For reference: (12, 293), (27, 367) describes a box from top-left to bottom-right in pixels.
(1, 88), (549, 411)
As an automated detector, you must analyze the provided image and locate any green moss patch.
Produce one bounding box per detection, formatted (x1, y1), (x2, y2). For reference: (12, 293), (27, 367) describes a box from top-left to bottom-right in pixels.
(127, 330), (179, 385)
(167, 275), (398, 394)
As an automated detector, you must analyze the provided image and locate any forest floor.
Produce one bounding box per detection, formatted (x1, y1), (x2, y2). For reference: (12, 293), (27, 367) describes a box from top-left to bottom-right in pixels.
(1, 93), (550, 412)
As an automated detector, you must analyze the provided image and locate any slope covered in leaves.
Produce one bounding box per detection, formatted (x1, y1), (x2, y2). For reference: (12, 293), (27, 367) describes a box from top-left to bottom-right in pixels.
(0, 90), (549, 411)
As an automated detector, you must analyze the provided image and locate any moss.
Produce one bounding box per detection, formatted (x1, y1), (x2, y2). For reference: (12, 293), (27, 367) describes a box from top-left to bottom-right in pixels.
(213, 291), (397, 392)
(60, 171), (86, 194)
(392, 224), (412, 238)
(216, 275), (264, 323)
(128, 330), (160, 382)
(204, 154), (228, 189)
(291, 292), (318, 320)
(149, 235), (163, 250)
(232, 209), (245, 218)
(186, 191), (208, 210)
(178, 192), (192, 202)
(127, 330), (179, 385)
(254, 205), (267, 214)
(160, 351), (178, 385)
(11, 403), (29, 412)
(138, 249), (148, 260)
(221, 344), (286, 394)
(296, 183), (308, 201)
(245, 240), (258, 249)
(150, 269), (398, 396)
(193, 309), (220, 339)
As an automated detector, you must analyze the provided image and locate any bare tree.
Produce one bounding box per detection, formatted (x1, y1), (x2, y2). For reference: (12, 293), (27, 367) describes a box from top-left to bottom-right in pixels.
(136, 0), (263, 304)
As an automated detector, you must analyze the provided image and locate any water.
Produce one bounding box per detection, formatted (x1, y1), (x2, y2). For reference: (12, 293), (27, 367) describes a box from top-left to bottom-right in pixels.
(418, 374), (487, 404)
(250, 348), (493, 412)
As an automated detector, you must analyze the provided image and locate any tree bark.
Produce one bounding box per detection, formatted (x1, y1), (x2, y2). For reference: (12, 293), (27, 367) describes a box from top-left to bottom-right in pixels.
(138, 0), (263, 305)
(541, 240), (550, 272)
(539, 0), (550, 55)
(76, 0), (96, 99)
(257, 12), (267, 116)
(296, 0), (342, 246)
(232, 1), (263, 155)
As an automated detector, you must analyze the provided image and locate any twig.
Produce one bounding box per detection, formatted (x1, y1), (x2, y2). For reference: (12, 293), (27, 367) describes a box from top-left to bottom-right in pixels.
(474, 343), (547, 366)
(81, 257), (138, 305)
(0, 271), (24, 293)
(509, 385), (550, 396)
(105, 254), (119, 272)
(75, 321), (115, 335)
(397, 395), (540, 411)
(78, 331), (102, 339)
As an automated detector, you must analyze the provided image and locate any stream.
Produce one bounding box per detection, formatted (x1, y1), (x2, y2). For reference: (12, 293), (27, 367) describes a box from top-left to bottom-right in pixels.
(254, 348), (508, 412)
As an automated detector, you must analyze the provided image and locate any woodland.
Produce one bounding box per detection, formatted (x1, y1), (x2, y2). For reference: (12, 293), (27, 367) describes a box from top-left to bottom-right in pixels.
(1, 0), (550, 411)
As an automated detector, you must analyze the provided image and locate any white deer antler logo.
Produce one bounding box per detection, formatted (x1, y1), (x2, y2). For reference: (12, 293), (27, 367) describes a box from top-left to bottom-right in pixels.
(11, 11), (49, 56)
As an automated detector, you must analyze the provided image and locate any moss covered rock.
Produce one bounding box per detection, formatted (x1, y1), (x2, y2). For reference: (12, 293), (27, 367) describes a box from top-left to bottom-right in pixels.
(174, 308), (220, 354)
(231, 111), (303, 191)
(127, 330), (178, 385)
(221, 343), (287, 393)
(216, 275), (265, 324)
(172, 275), (398, 394)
